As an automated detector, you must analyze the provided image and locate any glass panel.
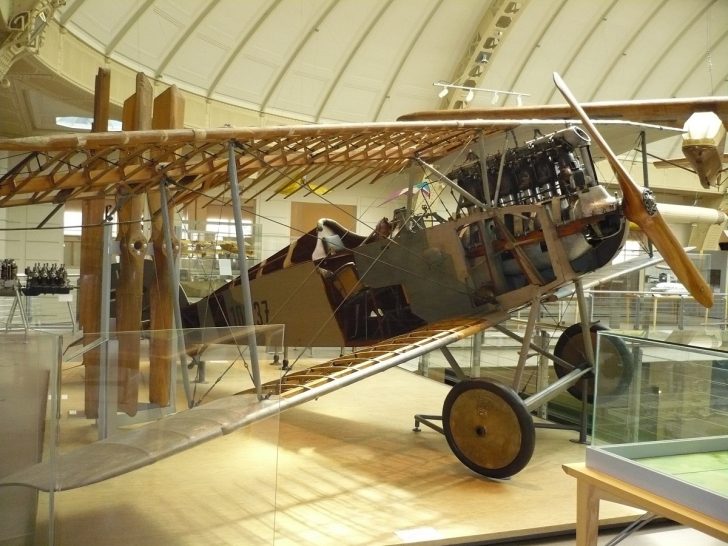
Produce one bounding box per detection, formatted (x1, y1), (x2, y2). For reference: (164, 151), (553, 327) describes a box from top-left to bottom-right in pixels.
(591, 332), (728, 520)
(0, 331), (60, 546)
(1, 325), (283, 545)
(593, 333), (728, 445)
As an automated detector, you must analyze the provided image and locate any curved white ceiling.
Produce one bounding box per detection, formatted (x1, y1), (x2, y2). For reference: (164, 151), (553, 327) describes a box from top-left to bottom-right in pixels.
(52, 0), (728, 124)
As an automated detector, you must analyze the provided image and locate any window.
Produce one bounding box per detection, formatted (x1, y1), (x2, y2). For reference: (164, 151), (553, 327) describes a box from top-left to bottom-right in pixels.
(204, 219), (253, 239)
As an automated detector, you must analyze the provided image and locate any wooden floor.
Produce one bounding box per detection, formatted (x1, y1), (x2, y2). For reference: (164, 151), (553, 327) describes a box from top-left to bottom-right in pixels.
(29, 361), (645, 546)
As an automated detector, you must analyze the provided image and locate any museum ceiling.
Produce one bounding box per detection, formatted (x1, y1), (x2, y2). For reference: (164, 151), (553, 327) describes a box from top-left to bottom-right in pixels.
(0, 0), (726, 163)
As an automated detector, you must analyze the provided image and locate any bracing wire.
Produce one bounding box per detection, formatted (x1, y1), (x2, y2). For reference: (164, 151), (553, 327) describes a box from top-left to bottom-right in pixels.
(12, 129), (496, 400)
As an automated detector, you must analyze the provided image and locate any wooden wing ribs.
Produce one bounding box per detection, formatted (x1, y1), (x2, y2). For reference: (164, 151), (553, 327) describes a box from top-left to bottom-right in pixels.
(0, 123), (506, 210)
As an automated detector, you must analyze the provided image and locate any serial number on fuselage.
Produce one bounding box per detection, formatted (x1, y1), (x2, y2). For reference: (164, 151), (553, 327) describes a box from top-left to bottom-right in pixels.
(229, 300), (270, 325)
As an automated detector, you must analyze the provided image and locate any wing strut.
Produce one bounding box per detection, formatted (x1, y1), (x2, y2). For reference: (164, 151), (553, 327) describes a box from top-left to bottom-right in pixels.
(227, 141), (263, 399)
(414, 157), (488, 209)
(512, 297), (541, 392)
(97, 210), (114, 438)
(639, 130), (654, 258)
(574, 278), (596, 368)
(159, 180), (192, 407)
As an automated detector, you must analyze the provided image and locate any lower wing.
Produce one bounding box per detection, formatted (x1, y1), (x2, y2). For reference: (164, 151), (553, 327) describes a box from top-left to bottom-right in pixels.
(0, 314), (507, 492)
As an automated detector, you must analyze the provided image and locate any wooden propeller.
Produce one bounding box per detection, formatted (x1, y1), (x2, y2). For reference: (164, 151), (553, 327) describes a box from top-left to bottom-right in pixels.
(553, 73), (713, 308)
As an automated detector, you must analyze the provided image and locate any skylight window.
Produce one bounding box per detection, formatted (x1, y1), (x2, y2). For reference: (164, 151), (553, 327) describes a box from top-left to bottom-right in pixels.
(55, 116), (122, 131)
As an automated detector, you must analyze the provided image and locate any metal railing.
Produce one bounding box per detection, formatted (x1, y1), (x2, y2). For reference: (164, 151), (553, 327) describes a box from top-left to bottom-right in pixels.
(511, 290), (728, 333)
(3, 283), (728, 340)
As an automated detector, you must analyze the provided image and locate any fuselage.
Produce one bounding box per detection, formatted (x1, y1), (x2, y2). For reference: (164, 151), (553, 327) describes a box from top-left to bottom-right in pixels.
(182, 127), (627, 348)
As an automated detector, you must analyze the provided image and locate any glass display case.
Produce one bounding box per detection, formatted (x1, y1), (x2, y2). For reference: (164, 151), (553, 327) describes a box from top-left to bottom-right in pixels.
(587, 332), (728, 524)
(0, 331), (59, 545)
(178, 222), (263, 299)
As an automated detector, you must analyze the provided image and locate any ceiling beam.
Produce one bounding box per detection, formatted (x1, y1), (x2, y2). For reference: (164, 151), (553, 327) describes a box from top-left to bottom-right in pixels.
(314, 0), (392, 122)
(629, 0), (717, 100)
(155, 0), (219, 78)
(103, 0), (155, 57)
(372, 0), (443, 121)
(58, 0), (85, 26)
(259, 0), (338, 113)
(543, 0), (620, 104)
(443, 0), (529, 110)
(580, 0), (668, 104)
(206, 0), (282, 99)
(501, 0), (564, 106)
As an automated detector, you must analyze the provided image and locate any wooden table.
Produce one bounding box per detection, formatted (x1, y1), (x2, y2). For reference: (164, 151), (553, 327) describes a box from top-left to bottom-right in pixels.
(563, 462), (728, 545)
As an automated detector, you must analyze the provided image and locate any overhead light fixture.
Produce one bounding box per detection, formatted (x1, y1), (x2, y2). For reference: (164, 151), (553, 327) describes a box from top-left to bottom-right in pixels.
(433, 81), (529, 107)
(475, 51), (490, 64)
(30, 11), (47, 41)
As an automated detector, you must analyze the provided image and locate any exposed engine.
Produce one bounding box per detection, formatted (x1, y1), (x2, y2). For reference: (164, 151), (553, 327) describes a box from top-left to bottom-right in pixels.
(448, 126), (597, 210)
(437, 126), (625, 295)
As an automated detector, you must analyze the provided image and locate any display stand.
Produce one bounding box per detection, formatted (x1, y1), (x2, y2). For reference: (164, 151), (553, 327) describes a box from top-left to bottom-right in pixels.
(20, 287), (75, 333)
(0, 283), (28, 333)
(563, 462), (728, 546)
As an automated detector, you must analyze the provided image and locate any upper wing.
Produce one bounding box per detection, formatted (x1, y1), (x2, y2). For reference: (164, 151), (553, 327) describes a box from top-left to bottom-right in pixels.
(0, 313), (507, 492)
(398, 97), (728, 127)
(400, 97), (728, 162)
(0, 113), (688, 209)
(0, 120), (515, 209)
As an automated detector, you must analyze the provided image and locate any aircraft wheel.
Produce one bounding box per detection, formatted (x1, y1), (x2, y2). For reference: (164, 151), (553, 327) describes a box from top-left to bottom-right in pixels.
(553, 323), (633, 403)
(442, 379), (535, 479)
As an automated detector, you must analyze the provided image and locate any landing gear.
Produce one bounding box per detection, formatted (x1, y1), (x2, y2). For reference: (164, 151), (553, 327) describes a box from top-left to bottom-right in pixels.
(272, 350), (290, 370)
(188, 356), (206, 383)
(553, 323), (633, 402)
(442, 379), (535, 479)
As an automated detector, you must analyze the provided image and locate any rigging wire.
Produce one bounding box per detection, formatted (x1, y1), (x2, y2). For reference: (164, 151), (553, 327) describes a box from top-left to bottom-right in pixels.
(162, 178), (472, 300)
(232, 138), (470, 272)
(280, 232), (403, 377)
(162, 176), (473, 394)
(170, 134), (477, 379)
(10, 129), (493, 398)
(177, 201), (257, 402)
(271, 141), (482, 377)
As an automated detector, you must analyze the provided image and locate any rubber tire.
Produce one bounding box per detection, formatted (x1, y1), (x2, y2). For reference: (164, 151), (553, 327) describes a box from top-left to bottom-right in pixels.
(442, 379), (535, 479)
(553, 323), (633, 403)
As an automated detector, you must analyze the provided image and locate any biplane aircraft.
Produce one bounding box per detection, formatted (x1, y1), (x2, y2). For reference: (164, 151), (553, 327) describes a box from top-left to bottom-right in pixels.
(0, 73), (726, 492)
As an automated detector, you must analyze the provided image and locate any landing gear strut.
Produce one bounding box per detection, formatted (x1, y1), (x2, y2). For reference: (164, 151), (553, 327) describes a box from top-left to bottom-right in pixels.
(272, 348), (290, 371)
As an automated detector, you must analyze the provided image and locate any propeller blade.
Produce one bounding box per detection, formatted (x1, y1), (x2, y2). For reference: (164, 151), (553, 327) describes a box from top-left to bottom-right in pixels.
(552, 73), (713, 308)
